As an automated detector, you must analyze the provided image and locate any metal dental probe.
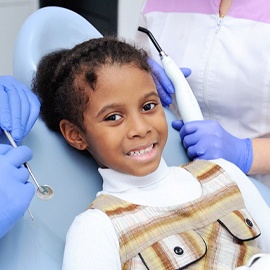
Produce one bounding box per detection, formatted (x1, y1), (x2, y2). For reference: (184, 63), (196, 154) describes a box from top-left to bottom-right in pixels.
(4, 130), (54, 201)
(138, 26), (204, 123)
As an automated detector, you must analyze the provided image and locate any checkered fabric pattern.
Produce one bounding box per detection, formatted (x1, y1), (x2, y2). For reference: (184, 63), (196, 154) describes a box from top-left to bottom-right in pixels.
(90, 160), (261, 269)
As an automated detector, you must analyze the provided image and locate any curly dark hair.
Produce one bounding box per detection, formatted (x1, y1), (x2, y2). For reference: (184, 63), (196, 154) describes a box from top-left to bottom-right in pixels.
(32, 37), (151, 134)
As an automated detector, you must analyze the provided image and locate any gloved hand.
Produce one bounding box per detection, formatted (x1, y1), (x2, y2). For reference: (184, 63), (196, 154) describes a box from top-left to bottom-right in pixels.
(0, 76), (40, 143)
(0, 144), (34, 238)
(148, 58), (191, 106)
(172, 119), (253, 174)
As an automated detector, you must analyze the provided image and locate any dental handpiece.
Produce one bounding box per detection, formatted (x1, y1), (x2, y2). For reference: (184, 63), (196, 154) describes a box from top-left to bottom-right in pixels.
(138, 26), (204, 123)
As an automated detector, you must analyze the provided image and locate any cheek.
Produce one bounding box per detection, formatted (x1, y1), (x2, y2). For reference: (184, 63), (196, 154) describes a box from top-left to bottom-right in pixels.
(156, 112), (168, 140)
(85, 131), (121, 162)
(161, 122), (169, 144)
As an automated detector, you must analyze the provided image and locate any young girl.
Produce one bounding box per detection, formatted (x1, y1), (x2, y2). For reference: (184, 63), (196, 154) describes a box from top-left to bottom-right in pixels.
(32, 37), (270, 269)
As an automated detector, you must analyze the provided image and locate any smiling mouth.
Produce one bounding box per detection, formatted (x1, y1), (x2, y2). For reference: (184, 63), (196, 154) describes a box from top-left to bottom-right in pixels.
(127, 144), (154, 156)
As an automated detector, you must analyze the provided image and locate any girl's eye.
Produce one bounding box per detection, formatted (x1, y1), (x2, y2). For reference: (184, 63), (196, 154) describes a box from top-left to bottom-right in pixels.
(142, 102), (156, 112)
(105, 114), (122, 121)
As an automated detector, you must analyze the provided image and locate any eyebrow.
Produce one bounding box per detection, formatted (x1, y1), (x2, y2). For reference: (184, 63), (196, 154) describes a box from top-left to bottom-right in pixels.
(96, 91), (159, 118)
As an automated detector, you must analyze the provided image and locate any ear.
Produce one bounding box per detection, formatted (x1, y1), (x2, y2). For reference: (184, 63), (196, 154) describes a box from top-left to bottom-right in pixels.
(59, 119), (88, 151)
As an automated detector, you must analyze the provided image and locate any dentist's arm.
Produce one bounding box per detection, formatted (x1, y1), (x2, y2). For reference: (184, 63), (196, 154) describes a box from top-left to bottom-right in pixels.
(172, 120), (270, 175)
(0, 76), (40, 143)
(250, 138), (270, 175)
(149, 61), (270, 176)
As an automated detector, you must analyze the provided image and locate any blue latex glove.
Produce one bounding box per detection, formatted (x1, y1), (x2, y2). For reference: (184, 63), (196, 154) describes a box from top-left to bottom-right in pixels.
(148, 58), (191, 106)
(172, 119), (253, 173)
(0, 76), (40, 143)
(0, 144), (34, 238)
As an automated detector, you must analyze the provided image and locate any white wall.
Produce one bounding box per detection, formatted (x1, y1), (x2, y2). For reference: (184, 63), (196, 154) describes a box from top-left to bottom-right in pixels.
(0, 0), (38, 75)
(0, 0), (143, 75)
(117, 0), (145, 41)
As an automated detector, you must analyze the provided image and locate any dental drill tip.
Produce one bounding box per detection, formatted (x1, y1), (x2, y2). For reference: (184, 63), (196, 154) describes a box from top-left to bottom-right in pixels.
(138, 26), (163, 54)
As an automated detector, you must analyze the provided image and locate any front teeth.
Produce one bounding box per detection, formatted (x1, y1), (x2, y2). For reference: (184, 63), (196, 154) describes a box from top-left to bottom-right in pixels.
(129, 144), (154, 156)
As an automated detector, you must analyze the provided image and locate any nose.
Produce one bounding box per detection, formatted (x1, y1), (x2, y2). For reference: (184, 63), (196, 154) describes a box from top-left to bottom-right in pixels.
(127, 114), (151, 139)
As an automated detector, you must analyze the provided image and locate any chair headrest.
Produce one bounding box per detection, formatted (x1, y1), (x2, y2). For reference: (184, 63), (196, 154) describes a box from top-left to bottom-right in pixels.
(13, 6), (102, 89)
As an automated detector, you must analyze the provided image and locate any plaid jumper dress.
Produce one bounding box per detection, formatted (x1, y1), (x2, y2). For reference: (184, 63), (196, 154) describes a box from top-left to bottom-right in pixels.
(90, 160), (262, 269)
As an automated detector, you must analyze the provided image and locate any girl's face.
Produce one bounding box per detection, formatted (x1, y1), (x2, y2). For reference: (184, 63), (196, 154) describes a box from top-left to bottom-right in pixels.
(71, 64), (167, 176)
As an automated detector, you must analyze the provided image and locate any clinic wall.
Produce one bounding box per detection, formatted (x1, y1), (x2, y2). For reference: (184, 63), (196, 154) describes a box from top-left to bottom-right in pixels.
(117, 0), (145, 41)
(0, 0), (38, 75)
(0, 0), (143, 75)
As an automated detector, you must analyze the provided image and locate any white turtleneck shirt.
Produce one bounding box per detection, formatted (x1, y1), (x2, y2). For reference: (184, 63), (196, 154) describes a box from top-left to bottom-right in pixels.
(62, 158), (270, 270)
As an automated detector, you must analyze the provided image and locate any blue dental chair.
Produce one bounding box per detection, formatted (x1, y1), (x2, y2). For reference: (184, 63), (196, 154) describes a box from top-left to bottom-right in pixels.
(0, 6), (269, 270)
(0, 6), (189, 269)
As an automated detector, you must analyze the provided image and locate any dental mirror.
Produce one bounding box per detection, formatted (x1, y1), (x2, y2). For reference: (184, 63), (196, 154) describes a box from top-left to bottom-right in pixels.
(4, 130), (54, 200)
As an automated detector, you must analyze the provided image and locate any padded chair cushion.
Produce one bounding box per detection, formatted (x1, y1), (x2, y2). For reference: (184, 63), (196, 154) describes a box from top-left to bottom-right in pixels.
(13, 6), (102, 89)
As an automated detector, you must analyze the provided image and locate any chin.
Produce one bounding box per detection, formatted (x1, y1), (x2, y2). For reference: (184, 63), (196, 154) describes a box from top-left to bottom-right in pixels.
(130, 160), (161, 177)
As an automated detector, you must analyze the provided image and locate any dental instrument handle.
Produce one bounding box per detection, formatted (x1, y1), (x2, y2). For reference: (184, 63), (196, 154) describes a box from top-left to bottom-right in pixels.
(3, 130), (17, 148)
(159, 51), (204, 123)
(137, 26), (203, 123)
(3, 130), (44, 192)
(23, 162), (44, 191)
(3, 130), (35, 222)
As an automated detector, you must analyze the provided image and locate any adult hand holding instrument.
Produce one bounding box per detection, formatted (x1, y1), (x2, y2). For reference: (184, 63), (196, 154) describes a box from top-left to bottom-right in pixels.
(137, 27), (253, 172)
(0, 75), (41, 143)
(138, 26), (203, 123)
(4, 130), (53, 200)
(0, 143), (35, 235)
